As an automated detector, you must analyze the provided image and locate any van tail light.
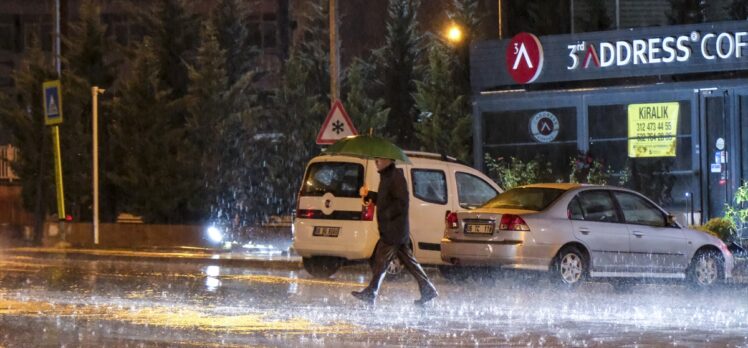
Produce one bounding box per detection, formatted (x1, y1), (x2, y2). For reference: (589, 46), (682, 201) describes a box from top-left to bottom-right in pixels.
(445, 211), (459, 229)
(361, 202), (375, 221)
(297, 209), (318, 219)
(499, 214), (530, 231)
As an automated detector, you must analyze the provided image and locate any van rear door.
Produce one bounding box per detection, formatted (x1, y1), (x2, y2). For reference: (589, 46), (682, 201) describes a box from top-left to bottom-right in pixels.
(297, 161), (365, 222)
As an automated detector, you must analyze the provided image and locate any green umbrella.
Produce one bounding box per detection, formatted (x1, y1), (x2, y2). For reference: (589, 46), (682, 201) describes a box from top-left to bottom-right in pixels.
(323, 135), (411, 163)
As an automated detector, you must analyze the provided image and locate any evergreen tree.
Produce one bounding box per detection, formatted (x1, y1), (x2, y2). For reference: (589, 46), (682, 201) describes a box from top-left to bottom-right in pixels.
(508, 0), (570, 36)
(108, 39), (193, 223)
(668, 0), (709, 24)
(575, 0), (611, 33)
(297, 0), (330, 105)
(343, 58), (389, 135)
(728, 0), (748, 19)
(135, 0), (199, 98)
(0, 36), (56, 244)
(376, 0), (424, 148)
(413, 44), (470, 162)
(267, 56), (325, 219)
(210, 0), (257, 86)
(60, 0), (117, 221)
(184, 21), (229, 221)
(448, 0), (483, 95)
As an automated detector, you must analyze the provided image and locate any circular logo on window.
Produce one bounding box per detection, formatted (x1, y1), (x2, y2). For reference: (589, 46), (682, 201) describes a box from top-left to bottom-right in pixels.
(529, 111), (559, 143)
(506, 32), (544, 84)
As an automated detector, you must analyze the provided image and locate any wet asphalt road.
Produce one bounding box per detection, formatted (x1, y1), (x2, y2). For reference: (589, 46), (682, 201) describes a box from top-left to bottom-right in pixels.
(0, 253), (747, 347)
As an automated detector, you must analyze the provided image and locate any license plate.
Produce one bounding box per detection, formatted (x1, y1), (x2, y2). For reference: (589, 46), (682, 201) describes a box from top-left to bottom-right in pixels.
(465, 223), (494, 234)
(313, 226), (340, 237)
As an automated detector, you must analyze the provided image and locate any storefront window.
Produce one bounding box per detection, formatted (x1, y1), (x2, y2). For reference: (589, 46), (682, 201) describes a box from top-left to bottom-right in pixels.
(588, 101), (694, 213)
(483, 107), (577, 182)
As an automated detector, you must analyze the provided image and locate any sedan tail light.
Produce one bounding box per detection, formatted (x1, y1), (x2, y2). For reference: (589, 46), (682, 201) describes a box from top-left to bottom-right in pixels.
(499, 214), (530, 231)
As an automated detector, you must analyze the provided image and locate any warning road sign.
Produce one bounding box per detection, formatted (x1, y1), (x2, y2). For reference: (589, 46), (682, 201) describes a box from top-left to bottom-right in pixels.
(43, 80), (63, 126)
(316, 100), (358, 145)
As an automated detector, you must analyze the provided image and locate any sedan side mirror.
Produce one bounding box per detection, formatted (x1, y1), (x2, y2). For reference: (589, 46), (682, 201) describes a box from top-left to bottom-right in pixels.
(666, 214), (678, 227)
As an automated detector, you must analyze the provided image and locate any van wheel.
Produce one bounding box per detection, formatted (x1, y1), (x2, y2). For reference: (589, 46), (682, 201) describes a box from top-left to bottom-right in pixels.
(303, 256), (343, 278)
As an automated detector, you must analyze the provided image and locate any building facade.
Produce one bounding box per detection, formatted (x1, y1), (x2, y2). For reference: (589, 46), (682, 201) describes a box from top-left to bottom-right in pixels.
(471, 20), (748, 224)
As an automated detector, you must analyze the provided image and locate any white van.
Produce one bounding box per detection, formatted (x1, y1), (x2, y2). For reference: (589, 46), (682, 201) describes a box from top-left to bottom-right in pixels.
(292, 151), (501, 278)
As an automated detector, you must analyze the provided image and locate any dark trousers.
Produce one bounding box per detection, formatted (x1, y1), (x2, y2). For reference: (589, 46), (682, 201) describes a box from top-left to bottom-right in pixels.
(363, 240), (436, 297)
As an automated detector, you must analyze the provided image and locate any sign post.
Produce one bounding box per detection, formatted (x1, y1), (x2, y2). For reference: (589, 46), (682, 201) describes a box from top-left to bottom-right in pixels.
(316, 100), (358, 145)
(43, 80), (65, 220)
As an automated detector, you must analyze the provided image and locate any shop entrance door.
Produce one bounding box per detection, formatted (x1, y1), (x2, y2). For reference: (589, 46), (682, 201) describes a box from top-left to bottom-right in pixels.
(699, 89), (730, 221)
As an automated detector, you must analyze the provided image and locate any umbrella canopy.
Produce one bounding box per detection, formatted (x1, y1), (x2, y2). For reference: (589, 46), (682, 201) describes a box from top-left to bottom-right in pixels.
(323, 135), (411, 163)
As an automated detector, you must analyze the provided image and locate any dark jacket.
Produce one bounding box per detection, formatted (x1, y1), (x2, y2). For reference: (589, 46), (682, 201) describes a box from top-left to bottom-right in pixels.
(368, 163), (410, 245)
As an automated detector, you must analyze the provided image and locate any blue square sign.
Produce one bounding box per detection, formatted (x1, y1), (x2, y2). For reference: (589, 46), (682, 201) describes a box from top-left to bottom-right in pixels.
(43, 80), (63, 126)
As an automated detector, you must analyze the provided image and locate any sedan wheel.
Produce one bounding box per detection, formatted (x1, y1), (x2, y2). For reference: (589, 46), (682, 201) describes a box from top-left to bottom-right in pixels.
(688, 250), (723, 288)
(555, 247), (587, 287)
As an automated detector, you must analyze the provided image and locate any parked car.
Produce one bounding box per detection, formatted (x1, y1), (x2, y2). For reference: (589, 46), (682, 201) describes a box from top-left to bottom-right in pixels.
(441, 183), (734, 288)
(293, 151), (502, 278)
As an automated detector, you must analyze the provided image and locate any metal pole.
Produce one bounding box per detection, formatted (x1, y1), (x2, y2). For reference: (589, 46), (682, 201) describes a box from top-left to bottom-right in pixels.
(55, 0), (61, 75)
(497, 0), (503, 39)
(92, 87), (104, 245)
(329, 0), (339, 102)
(615, 0), (620, 29)
(570, 0), (575, 34)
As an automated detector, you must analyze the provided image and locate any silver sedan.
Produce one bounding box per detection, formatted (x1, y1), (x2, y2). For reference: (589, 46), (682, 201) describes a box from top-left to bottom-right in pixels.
(441, 183), (734, 288)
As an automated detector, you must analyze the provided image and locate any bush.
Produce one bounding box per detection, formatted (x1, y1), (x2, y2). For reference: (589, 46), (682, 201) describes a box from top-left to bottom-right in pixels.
(484, 154), (553, 190)
(693, 217), (734, 241)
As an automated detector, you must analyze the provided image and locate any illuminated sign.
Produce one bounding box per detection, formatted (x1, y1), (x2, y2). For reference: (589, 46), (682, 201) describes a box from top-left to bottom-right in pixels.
(506, 33), (544, 84)
(472, 21), (748, 89)
(567, 31), (748, 71)
(627, 102), (679, 158)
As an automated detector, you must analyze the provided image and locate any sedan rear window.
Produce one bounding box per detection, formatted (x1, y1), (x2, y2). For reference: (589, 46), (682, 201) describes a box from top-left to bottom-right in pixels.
(482, 187), (565, 211)
(301, 162), (363, 198)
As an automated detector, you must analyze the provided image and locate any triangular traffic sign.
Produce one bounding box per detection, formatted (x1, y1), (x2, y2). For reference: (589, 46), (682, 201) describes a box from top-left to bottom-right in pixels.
(316, 100), (358, 145)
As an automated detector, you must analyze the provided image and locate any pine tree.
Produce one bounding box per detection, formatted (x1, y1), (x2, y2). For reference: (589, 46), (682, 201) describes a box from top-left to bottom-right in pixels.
(210, 0), (257, 86)
(108, 39), (192, 223)
(297, 0), (330, 105)
(728, 0), (748, 19)
(184, 21), (230, 221)
(668, 0), (708, 24)
(136, 0), (199, 98)
(343, 58), (389, 135)
(575, 0), (611, 33)
(59, 0), (117, 221)
(414, 44), (470, 162)
(0, 36), (56, 244)
(448, 0), (483, 95)
(376, 0), (424, 149)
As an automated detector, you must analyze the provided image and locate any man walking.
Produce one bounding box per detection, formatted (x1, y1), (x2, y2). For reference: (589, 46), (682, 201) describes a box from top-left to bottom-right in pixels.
(351, 158), (438, 306)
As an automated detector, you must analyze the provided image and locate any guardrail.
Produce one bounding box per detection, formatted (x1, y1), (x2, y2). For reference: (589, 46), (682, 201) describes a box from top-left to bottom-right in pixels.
(0, 145), (19, 182)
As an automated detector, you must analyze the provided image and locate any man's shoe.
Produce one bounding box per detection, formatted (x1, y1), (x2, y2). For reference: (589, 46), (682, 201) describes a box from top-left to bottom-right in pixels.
(351, 290), (375, 304)
(414, 290), (438, 306)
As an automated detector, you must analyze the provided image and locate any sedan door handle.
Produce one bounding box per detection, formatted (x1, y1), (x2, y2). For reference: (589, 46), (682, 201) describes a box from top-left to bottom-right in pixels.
(632, 231), (644, 237)
(578, 228), (590, 235)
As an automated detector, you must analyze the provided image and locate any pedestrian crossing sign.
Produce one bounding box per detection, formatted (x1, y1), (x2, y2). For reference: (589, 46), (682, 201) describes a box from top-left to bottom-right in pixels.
(43, 80), (63, 126)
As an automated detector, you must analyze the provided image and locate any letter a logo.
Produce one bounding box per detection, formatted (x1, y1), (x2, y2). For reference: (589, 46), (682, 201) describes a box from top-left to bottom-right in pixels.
(506, 33), (544, 84)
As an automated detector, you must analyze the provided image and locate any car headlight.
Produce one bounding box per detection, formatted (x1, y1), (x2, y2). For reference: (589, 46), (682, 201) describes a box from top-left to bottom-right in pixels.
(207, 226), (224, 243)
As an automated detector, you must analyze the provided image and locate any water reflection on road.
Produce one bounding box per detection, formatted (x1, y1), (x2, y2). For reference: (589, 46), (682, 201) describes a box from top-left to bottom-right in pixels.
(0, 254), (746, 347)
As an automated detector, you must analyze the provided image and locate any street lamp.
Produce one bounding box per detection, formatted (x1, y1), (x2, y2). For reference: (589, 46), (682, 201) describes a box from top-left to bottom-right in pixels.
(445, 23), (463, 44)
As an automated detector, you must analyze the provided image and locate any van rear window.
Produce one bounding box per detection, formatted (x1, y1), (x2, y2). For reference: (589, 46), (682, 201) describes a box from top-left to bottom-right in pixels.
(301, 162), (364, 198)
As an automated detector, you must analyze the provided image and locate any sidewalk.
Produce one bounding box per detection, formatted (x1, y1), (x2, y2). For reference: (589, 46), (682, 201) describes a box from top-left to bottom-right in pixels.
(0, 241), (303, 269)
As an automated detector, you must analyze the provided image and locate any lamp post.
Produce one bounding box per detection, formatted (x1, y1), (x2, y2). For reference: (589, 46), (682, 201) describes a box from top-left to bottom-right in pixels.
(92, 86), (105, 245)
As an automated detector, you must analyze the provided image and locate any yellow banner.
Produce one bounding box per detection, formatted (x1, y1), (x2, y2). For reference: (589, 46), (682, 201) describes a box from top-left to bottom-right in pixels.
(627, 102), (679, 158)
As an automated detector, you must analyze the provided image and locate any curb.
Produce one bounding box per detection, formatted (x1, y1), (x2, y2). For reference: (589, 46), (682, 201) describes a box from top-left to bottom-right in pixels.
(2, 247), (304, 270)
